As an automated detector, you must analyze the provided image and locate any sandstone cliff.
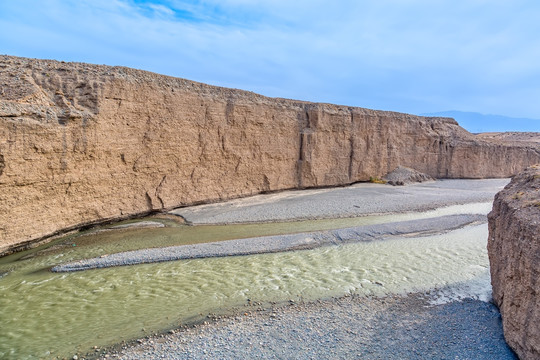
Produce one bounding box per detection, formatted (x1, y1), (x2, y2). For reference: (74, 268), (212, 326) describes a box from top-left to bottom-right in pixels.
(488, 166), (540, 360)
(1, 55), (540, 254)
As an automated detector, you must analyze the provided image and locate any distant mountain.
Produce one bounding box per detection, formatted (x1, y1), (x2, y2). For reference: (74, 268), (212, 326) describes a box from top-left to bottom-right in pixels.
(420, 111), (540, 133)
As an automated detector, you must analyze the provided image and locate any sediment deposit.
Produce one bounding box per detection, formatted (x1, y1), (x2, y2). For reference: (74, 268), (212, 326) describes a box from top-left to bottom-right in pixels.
(488, 165), (540, 360)
(1, 55), (539, 254)
(52, 214), (485, 272)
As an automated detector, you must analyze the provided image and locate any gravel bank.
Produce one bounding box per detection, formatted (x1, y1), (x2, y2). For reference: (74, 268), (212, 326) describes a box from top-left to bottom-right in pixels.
(51, 214), (484, 272)
(171, 179), (509, 224)
(99, 293), (516, 360)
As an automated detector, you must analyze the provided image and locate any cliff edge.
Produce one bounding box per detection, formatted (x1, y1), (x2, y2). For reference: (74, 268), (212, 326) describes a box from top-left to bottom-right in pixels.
(1, 55), (540, 254)
(488, 166), (540, 360)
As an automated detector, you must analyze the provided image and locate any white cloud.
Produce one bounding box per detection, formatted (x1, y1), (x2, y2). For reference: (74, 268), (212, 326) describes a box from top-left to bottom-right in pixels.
(147, 4), (176, 18)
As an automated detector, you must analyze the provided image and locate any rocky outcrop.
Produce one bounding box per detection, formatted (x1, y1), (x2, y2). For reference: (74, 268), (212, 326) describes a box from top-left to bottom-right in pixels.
(383, 166), (434, 186)
(476, 132), (540, 147)
(488, 165), (540, 360)
(1, 55), (540, 254)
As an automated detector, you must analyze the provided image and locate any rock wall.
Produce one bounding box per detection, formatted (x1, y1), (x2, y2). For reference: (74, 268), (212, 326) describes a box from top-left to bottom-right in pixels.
(488, 166), (540, 360)
(1, 55), (540, 254)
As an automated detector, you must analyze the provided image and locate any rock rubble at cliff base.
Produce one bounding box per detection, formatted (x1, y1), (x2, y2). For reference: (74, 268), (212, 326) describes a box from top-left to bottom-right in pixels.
(383, 165), (434, 186)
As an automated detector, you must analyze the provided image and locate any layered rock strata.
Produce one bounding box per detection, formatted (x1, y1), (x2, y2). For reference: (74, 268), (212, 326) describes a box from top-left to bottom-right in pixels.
(1, 55), (540, 254)
(488, 165), (540, 360)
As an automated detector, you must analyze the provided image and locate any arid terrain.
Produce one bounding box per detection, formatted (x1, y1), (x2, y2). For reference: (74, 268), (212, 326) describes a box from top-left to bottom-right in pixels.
(1, 55), (539, 256)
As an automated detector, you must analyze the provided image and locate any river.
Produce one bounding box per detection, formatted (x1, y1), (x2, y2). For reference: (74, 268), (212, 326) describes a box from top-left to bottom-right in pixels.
(0, 201), (495, 359)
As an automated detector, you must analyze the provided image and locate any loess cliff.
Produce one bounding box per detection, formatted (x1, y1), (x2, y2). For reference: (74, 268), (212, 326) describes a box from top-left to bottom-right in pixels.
(1, 55), (540, 254)
(488, 166), (540, 360)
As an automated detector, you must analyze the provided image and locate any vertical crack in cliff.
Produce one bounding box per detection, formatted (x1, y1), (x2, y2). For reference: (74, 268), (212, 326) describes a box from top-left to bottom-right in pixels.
(262, 174), (271, 192)
(298, 127), (305, 162)
(446, 142), (455, 178)
(348, 111), (355, 182)
(132, 155), (143, 172)
(296, 131), (304, 188)
(296, 110), (310, 188)
(218, 127), (226, 153)
(0, 154), (4, 176)
(296, 106), (321, 187)
(225, 101), (234, 125)
(61, 126), (68, 171)
(65, 181), (72, 194)
(386, 138), (393, 173)
(436, 138), (455, 178)
(81, 114), (89, 154)
(145, 192), (153, 211)
(155, 175), (167, 209)
(142, 115), (152, 148)
(436, 138), (445, 178)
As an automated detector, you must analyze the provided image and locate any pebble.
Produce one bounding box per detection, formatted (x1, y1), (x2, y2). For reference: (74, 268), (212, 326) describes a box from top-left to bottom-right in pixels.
(99, 294), (517, 360)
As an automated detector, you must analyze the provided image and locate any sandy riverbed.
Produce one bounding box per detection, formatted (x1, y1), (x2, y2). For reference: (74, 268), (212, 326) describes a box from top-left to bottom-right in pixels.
(171, 179), (509, 224)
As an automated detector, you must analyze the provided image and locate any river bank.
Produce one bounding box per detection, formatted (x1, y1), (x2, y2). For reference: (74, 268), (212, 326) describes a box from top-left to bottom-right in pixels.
(171, 179), (509, 224)
(99, 292), (516, 360)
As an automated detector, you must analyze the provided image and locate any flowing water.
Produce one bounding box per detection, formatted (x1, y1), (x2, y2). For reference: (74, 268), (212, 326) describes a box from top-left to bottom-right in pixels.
(0, 203), (493, 359)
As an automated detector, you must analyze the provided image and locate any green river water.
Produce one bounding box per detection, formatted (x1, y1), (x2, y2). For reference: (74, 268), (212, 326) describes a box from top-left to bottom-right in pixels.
(0, 203), (492, 359)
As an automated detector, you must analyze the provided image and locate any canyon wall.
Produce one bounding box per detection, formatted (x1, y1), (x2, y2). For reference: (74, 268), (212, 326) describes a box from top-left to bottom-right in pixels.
(488, 166), (540, 360)
(1, 55), (540, 254)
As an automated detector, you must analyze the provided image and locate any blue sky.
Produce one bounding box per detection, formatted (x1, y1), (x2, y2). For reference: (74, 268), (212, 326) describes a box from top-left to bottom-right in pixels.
(1, 0), (540, 130)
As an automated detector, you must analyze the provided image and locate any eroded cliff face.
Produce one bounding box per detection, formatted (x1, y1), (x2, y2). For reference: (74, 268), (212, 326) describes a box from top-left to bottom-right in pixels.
(1, 55), (540, 254)
(488, 166), (540, 360)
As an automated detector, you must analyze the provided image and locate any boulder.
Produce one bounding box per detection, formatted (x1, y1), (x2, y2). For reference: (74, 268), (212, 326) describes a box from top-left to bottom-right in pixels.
(383, 166), (434, 186)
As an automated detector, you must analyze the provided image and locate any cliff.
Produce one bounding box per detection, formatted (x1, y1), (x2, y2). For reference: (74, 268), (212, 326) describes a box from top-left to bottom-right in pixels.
(488, 166), (540, 360)
(1, 55), (540, 255)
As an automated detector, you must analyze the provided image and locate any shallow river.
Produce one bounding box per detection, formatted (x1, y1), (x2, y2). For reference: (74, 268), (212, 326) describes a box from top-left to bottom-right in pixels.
(0, 203), (492, 359)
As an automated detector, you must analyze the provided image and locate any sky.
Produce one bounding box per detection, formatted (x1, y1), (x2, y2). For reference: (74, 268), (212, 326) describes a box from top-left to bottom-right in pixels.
(1, 0), (540, 131)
